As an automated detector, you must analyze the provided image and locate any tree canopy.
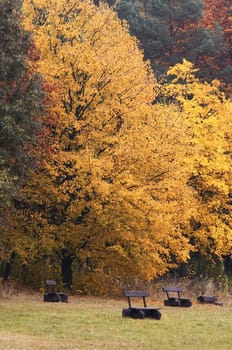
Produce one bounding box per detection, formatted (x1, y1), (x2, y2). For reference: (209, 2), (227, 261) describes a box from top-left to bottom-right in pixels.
(9, 0), (199, 292)
(0, 0), (231, 294)
(159, 59), (232, 259)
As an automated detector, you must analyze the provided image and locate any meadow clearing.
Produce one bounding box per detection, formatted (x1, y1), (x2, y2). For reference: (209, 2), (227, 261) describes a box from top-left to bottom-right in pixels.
(0, 293), (232, 350)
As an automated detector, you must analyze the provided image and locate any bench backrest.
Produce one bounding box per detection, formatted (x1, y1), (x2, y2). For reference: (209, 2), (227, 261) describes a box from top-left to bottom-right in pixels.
(45, 279), (57, 293)
(46, 279), (56, 286)
(124, 291), (150, 308)
(162, 287), (183, 298)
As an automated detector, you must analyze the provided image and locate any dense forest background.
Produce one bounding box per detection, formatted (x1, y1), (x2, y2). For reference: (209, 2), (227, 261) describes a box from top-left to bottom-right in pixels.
(0, 0), (232, 295)
(104, 0), (232, 94)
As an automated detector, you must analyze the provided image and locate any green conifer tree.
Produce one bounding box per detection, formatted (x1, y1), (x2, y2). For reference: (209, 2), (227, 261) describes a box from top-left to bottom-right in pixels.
(106, 0), (225, 80)
(0, 0), (44, 206)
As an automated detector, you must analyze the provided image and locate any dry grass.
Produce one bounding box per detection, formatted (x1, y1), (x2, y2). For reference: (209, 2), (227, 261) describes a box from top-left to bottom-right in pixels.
(0, 293), (232, 349)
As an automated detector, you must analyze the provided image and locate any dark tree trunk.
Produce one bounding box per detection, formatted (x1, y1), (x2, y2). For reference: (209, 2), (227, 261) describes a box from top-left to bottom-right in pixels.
(61, 253), (73, 289)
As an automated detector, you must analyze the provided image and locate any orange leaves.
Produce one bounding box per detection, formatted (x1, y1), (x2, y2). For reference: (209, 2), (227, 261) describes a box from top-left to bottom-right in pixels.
(162, 59), (232, 260)
(13, 1), (231, 293)
(23, 0), (155, 125)
(18, 0), (197, 286)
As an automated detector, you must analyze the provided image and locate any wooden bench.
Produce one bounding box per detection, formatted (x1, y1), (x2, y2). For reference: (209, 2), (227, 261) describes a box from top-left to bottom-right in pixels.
(197, 295), (223, 306)
(43, 280), (68, 303)
(162, 287), (192, 307)
(122, 291), (161, 319)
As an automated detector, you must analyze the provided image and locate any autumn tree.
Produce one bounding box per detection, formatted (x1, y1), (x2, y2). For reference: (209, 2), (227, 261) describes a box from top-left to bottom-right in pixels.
(159, 59), (232, 267)
(11, 0), (198, 293)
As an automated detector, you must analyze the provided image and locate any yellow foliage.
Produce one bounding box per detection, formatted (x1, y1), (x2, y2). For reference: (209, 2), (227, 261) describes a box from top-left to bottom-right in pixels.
(9, 0), (232, 291)
(162, 59), (232, 259)
(17, 0), (199, 288)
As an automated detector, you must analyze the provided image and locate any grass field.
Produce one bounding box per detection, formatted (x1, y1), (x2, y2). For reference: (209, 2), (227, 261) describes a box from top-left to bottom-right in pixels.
(0, 294), (232, 350)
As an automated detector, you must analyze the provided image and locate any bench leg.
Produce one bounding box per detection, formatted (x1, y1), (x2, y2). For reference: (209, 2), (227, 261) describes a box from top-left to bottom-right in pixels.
(122, 308), (145, 319)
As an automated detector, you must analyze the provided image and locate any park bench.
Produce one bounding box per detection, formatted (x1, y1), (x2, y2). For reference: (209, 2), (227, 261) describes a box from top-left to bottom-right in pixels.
(43, 279), (68, 303)
(162, 287), (192, 307)
(122, 291), (161, 319)
(197, 295), (223, 306)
